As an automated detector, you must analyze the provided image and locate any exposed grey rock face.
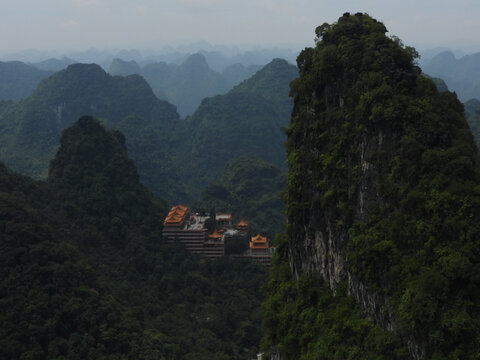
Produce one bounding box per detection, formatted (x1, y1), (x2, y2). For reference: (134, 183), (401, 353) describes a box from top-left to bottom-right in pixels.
(284, 127), (424, 360)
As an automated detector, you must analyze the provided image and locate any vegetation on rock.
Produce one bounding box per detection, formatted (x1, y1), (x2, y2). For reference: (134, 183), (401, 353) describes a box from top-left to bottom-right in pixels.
(1, 116), (267, 359)
(263, 12), (480, 359)
(194, 155), (285, 240)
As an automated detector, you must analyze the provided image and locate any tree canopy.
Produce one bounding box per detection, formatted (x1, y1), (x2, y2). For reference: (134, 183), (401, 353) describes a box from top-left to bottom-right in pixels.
(263, 12), (480, 359)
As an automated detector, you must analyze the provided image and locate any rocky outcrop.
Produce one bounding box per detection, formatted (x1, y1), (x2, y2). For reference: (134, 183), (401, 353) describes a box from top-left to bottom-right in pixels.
(265, 13), (480, 360)
(285, 126), (424, 356)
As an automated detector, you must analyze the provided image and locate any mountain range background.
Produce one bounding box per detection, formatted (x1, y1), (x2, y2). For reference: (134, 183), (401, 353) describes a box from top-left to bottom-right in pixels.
(2, 42), (480, 243)
(3, 22), (480, 359)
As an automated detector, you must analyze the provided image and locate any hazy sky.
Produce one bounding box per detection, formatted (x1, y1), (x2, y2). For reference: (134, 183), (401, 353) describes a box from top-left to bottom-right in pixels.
(2, 0), (480, 54)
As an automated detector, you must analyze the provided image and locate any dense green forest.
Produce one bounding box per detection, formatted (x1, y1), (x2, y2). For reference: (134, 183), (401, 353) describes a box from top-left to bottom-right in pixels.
(175, 58), (297, 192)
(194, 155), (285, 240)
(1, 116), (267, 359)
(263, 13), (480, 359)
(0, 58), (296, 236)
(4, 12), (480, 360)
(0, 63), (187, 202)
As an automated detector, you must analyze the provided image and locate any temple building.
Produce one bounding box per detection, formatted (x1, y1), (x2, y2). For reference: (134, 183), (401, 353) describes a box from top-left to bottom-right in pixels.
(246, 234), (274, 265)
(162, 205), (273, 264)
(163, 205), (210, 255)
(236, 217), (249, 235)
(216, 213), (232, 229)
(204, 228), (224, 257)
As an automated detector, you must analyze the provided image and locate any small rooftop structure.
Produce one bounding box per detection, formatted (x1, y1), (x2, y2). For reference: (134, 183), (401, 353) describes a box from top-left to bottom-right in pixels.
(163, 205), (223, 258)
(216, 213), (232, 228)
(163, 205), (272, 264)
(163, 204), (189, 227)
(250, 234), (269, 249)
(237, 217), (249, 233)
(247, 234), (274, 266)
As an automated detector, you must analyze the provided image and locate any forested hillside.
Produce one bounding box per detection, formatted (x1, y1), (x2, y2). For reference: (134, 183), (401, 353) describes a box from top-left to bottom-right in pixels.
(194, 155), (285, 240)
(263, 13), (480, 359)
(1, 116), (267, 359)
(0, 56), (298, 250)
(0, 63), (187, 202)
(175, 58), (297, 192)
(0, 58), (296, 210)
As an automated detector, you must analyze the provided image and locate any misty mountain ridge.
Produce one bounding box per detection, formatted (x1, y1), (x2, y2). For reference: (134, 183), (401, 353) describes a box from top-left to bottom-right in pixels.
(1, 44), (297, 71)
(108, 53), (264, 117)
(176, 58), (298, 192)
(422, 50), (480, 101)
(0, 57), (296, 207)
(0, 61), (53, 101)
(29, 56), (77, 72)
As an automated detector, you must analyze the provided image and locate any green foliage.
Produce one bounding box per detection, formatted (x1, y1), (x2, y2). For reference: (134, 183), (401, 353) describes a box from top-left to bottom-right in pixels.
(261, 261), (409, 359)
(194, 155), (285, 240)
(0, 63), (186, 202)
(1, 117), (268, 359)
(177, 59), (297, 193)
(265, 12), (480, 359)
(225, 235), (250, 255)
(0, 59), (296, 205)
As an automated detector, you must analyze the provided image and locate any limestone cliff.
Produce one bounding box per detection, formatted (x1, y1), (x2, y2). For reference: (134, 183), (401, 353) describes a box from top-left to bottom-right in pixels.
(263, 13), (480, 360)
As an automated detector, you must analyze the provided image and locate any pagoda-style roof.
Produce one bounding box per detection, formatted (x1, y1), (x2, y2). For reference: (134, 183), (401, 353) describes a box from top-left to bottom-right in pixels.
(237, 217), (249, 230)
(164, 204), (189, 226)
(250, 234), (268, 249)
(208, 228), (222, 239)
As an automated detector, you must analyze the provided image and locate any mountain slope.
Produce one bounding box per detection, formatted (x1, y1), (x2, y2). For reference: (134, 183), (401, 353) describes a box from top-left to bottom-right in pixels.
(423, 51), (480, 101)
(0, 63), (185, 202)
(263, 13), (480, 360)
(194, 155), (285, 239)
(222, 63), (263, 88)
(107, 54), (264, 117)
(30, 57), (77, 71)
(162, 53), (230, 117)
(0, 126), (164, 359)
(177, 58), (298, 192)
(1, 116), (268, 359)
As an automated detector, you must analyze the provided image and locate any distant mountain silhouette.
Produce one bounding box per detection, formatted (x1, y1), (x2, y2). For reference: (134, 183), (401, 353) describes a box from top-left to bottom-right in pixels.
(423, 51), (480, 101)
(108, 53), (267, 118)
(0, 61), (52, 101)
(29, 57), (77, 71)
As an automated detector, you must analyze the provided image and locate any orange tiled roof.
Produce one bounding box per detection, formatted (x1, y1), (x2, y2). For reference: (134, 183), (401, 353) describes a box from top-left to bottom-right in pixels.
(250, 234), (268, 249)
(237, 217), (249, 228)
(164, 204), (189, 226)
